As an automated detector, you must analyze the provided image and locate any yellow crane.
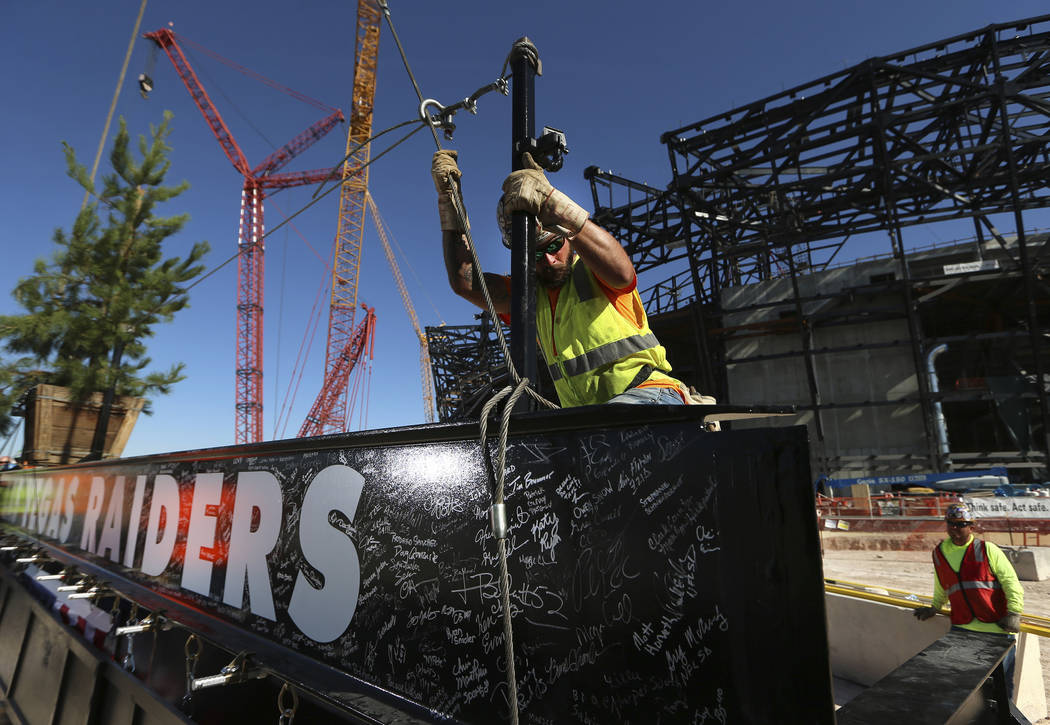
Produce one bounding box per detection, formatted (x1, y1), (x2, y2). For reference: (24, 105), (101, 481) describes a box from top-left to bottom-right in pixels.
(301, 0), (381, 435)
(301, 0), (438, 430)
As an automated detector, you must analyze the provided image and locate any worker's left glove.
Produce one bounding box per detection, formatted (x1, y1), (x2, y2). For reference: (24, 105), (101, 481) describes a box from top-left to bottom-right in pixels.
(501, 152), (589, 235)
(432, 150), (467, 231)
(913, 606), (938, 621)
(997, 612), (1021, 633)
(685, 386), (720, 431)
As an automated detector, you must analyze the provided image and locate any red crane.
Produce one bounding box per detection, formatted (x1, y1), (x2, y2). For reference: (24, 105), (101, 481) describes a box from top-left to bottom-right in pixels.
(298, 305), (376, 437)
(144, 29), (344, 444)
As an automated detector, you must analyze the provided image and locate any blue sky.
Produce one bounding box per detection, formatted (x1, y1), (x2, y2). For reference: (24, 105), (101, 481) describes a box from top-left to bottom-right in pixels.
(3, 1), (1048, 458)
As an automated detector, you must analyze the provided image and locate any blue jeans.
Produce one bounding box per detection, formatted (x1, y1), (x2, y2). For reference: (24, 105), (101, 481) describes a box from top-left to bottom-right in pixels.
(607, 386), (687, 405)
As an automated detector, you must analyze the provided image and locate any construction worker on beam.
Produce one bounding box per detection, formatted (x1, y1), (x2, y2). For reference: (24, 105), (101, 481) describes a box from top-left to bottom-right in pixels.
(433, 150), (710, 409)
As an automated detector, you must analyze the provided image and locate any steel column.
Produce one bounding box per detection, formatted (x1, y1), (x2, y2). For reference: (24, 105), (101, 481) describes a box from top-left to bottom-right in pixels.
(508, 38), (539, 406)
(869, 107), (943, 471)
(994, 74), (1050, 463)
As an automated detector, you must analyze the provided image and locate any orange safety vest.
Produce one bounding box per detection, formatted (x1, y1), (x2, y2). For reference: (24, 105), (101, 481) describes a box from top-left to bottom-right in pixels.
(932, 538), (1007, 625)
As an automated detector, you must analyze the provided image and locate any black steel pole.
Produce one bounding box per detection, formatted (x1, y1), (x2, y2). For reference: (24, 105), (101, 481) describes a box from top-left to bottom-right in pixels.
(508, 37), (539, 410)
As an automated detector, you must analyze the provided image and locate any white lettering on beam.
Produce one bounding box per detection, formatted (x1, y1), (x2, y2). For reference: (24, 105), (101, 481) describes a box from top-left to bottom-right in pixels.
(79, 477), (107, 553)
(97, 476), (126, 563)
(60, 477), (78, 543)
(288, 464), (364, 642)
(223, 471), (282, 620)
(43, 478), (64, 539)
(35, 477), (55, 534)
(124, 476), (147, 567)
(181, 473), (223, 597)
(141, 474), (179, 576)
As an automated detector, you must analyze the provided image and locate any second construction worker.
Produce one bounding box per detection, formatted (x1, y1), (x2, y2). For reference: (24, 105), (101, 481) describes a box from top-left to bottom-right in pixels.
(432, 149), (699, 408)
(914, 502), (1024, 692)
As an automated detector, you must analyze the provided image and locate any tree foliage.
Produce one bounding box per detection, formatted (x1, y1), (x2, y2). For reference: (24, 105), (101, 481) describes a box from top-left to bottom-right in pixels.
(0, 111), (210, 435)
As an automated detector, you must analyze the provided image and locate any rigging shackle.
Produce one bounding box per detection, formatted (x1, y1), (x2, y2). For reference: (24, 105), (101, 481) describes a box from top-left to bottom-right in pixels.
(418, 78), (509, 140)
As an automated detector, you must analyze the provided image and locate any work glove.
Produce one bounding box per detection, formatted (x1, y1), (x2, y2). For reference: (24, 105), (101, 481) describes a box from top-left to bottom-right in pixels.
(997, 612), (1021, 632)
(501, 152), (589, 235)
(913, 606), (938, 621)
(686, 386), (720, 432)
(432, 150), (467, 231)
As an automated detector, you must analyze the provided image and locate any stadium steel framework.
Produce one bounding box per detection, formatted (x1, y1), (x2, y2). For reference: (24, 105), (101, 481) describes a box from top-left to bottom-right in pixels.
(427, 316), (507, 423)
(428, 16), (1050, 482)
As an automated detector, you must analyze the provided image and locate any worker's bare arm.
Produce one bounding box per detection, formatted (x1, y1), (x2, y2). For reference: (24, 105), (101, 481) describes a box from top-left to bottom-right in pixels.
(442, 229), (510, 316)
(568, 220), (636, 290)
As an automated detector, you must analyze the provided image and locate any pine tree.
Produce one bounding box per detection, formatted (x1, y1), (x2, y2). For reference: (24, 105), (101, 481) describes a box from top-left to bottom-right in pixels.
(0, 111), (210, 437)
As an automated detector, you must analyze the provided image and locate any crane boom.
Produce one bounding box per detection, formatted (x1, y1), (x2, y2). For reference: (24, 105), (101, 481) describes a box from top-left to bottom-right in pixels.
(298, 306), (376, 437)
(144, 29), (250, 175)
(252, 110), (345, 177)
(258, 168), (343, 190)
(306, 0), (382, 435)
(145, 28), (345, 444)
(366, 195), (436, 423)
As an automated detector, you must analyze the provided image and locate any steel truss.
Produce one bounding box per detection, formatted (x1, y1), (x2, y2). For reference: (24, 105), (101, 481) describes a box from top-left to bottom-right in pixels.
(433, 17), (1050, 480)
(583, 15), (1050, 479)
(426, 318), (507, 422)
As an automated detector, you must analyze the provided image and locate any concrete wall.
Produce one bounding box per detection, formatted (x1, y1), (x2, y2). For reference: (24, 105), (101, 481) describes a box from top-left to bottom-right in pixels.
(721, 257), (930, 479)
(716, 238), (1047, 480)
(1014, 630), (1048, 720)
(1002, 545), (1050, 582)
(825, 592), (948, 687)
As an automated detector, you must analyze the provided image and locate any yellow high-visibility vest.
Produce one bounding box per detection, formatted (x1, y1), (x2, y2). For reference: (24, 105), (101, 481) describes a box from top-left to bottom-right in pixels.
(536, 258), (677, 407)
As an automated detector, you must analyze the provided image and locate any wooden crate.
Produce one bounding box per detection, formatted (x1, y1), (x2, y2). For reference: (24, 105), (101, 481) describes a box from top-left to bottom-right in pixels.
(21, 384), (145, 465)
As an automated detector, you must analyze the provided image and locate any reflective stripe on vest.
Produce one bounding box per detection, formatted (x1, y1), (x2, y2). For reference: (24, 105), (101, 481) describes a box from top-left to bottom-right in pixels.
(943, 580), (1000, 597)
(535, 258), (674, 407)
(932, 538), (1007, 625)
(547, 332), (661, 381)
(973, 538), (985, 563)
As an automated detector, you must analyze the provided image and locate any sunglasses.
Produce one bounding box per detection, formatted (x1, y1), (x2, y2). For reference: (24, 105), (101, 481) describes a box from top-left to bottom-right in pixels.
(947, 521), (973, 528)
(535, 234), (567, 261)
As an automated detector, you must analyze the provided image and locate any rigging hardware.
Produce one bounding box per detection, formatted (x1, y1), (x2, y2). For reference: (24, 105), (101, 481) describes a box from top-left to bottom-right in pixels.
(418, 78), (509, 140)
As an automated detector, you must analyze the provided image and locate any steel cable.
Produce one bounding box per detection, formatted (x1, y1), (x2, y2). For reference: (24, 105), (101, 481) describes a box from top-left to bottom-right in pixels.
(376, 5), (552, 721)
(265, 120), (427, 240)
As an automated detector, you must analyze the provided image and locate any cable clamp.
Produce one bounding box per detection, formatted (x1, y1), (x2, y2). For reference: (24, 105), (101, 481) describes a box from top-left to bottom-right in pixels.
(66, 586), (104, 600)
(190, 651), (266, 691)
(490, 503), (508, 540)
(116, 614), (174, 637)
(36, 569), (74, 581)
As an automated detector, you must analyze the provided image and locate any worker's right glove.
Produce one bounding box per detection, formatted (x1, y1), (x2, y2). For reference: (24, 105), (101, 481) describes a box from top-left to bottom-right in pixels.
(432, 150), (467, 231)
(913, 606), (938, 621)
(997, 612), (1021, 633)
(501, 152), (589, 235)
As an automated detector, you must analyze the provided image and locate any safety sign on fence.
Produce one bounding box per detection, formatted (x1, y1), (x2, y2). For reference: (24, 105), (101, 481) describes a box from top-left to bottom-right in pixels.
(962, 497), (1050, 520)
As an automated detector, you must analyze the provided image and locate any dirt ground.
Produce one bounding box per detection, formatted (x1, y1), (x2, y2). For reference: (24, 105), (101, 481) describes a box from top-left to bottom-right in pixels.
(821, 548), (1050, 723)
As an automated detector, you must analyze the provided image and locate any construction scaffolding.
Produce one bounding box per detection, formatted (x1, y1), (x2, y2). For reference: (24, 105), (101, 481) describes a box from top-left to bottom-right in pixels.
(426, 316), (508, 422)
(431, 16), (1050, 482)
